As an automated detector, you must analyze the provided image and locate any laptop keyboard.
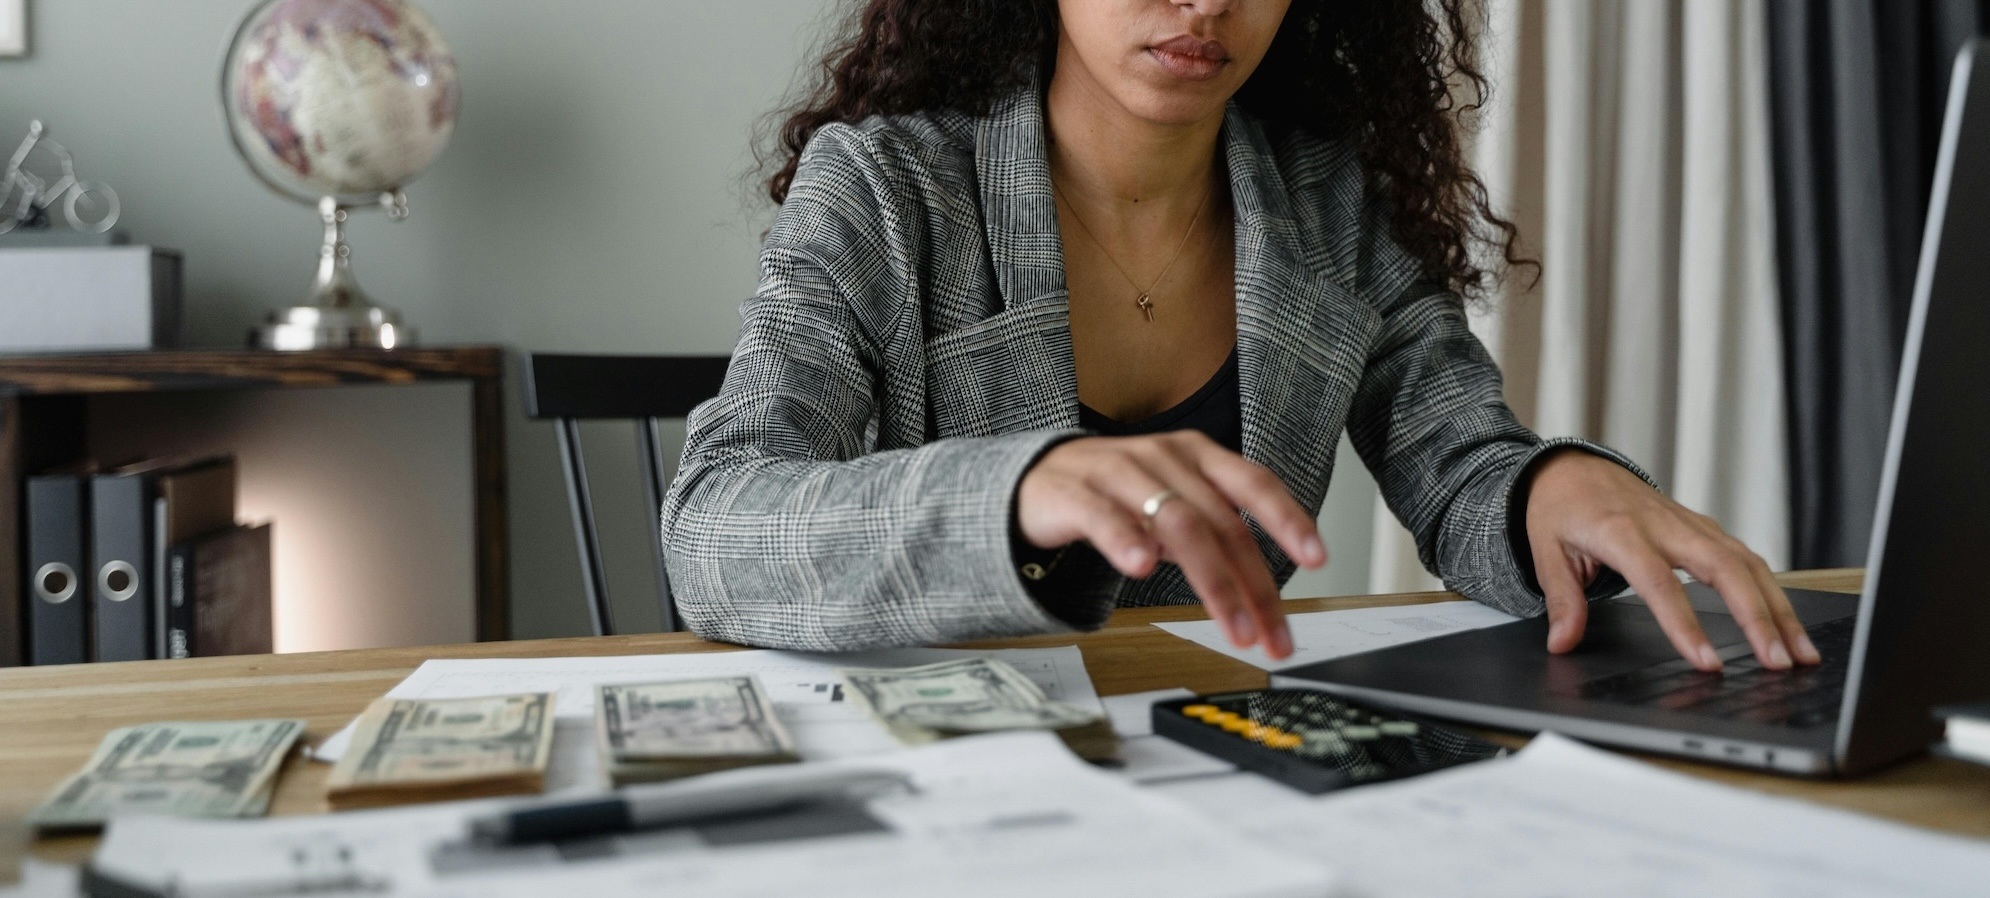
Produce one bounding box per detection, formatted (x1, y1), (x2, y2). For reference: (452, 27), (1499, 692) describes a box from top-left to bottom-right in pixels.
(1577, 616), (1858, 728)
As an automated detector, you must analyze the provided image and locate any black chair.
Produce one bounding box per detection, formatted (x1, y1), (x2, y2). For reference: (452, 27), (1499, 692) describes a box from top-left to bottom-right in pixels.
(521, 353), (730, 636)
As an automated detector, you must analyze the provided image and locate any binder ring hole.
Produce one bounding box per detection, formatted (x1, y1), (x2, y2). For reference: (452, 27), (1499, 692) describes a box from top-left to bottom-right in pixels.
(100, 561), (137, 602)
(34, 563), (76, 604)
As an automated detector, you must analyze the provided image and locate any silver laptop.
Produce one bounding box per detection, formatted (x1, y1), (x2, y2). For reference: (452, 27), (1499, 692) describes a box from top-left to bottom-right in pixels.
(1273, 39), (1990, 777)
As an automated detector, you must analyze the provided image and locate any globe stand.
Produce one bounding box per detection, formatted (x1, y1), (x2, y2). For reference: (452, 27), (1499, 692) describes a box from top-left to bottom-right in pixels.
(221, 0), (459, 354)
(251, 195), (418, 351)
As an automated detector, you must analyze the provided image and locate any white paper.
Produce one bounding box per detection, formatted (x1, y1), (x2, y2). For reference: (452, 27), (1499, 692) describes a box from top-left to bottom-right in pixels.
(94, 732), (1336, 898)
(1154, 600), (1520, 670)
(1152, 769), (1320, 824)
(1239, 733), (1990, 897)
(1100, 688), (1237, 784)
(312, 647), (1104, 791)
(1101, 688), (1191, 737)
(0, 859), (80, 898)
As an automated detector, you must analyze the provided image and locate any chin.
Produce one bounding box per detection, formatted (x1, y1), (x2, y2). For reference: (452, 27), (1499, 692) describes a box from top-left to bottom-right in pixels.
(1112, 77), (1234, 127)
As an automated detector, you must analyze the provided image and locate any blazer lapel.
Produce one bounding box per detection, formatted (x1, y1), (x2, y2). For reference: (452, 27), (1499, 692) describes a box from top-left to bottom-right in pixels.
(922, 87), (1080, 438)
(1223, 108), (1384, 533)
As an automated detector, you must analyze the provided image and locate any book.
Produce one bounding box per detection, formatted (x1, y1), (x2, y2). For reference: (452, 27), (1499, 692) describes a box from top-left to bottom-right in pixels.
(1934, 702), (1990, 766)
(165, 524), (272, 659)
(195, 524), (272, 658)
(153, 460), (237, 658)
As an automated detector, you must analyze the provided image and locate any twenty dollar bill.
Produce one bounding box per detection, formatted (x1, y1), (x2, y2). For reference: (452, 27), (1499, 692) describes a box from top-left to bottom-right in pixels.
(325, 693), (555, 809)
(596, 676), (798, 785)
(838, 657), (1104, 744)
(28, 719), (305, 829)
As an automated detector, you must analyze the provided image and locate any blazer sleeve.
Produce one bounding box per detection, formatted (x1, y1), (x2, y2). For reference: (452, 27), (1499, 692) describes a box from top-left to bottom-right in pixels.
(660, 125), (1090, 651)
(1342, 280), (1659, 617)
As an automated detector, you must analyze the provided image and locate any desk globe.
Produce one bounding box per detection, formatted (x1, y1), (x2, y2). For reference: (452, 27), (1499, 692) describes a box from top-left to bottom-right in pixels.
(222, 0), (460, 350)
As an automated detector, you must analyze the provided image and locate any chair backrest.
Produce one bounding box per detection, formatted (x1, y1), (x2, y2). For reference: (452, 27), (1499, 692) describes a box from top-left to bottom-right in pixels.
(521, 352), (730, 636)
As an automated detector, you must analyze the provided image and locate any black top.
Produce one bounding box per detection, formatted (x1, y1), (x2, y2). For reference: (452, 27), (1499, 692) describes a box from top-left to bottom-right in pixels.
(1014, 349), (1244, 600)
(1077, 349), (1243, 452)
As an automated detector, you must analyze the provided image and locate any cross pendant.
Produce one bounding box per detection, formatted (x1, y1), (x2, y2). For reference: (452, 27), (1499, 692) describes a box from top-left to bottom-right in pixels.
(1135, 293), (1154, 322)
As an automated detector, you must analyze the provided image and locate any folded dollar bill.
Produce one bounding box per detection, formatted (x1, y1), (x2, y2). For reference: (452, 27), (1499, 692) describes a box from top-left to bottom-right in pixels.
(28, 719), (305, 830)
(838, 658), (1115, 760)
(596, 676), (799, 785)
(325, 693), (555, 810)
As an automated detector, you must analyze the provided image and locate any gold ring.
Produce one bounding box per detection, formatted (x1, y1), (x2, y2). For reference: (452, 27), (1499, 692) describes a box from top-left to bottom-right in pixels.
(1141, 488), (1180, 523)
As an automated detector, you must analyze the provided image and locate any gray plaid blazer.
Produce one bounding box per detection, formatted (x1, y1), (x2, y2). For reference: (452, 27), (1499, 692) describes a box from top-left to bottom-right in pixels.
(662, 86), (1647, 651)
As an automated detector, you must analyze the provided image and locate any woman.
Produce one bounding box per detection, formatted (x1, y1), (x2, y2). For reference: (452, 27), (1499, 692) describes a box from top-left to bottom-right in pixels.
(662, 0), (1817, 674)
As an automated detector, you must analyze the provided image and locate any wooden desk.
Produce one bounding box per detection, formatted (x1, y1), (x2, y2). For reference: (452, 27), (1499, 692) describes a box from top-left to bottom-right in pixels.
(5, 569), (1986, 866)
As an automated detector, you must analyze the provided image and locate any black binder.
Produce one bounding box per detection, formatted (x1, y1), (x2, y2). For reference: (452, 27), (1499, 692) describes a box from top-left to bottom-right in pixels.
(90, 462), (164, 662)
(89, 456), (234, 662)
(24, 469), (90, 665)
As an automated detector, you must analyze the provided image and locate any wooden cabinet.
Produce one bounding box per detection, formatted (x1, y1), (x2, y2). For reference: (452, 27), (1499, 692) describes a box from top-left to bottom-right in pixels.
(0, 347), (508, 666)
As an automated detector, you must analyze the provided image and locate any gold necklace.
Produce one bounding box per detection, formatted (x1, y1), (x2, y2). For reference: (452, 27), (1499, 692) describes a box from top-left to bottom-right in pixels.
(1052, 178), (1213, 322)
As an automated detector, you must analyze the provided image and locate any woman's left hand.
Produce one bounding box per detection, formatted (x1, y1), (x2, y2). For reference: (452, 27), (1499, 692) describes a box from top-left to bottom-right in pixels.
(1525, 449), (1821, 672)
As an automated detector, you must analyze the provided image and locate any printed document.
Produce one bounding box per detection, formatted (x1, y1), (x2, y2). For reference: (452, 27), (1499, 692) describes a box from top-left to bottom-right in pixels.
(88, 732), (1336, 898)
(1154, 600), (1518, 670)
(1231, 732), (1990, 897)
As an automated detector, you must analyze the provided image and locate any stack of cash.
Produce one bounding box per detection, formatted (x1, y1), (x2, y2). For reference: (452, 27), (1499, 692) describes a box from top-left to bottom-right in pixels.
(27, 719), (305, 830)
(838, 657), (1118, 761)
(595, 676), (799, 785)
(325, 693), (555, 810)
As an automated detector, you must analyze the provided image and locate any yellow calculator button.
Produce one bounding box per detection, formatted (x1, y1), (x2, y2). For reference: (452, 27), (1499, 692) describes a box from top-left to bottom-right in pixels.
(1182, 704), (1220, 721)
(1241, 723), (1272, 741)
(1266, 733), (1303, 750)
(1218, 715), (1250, 732)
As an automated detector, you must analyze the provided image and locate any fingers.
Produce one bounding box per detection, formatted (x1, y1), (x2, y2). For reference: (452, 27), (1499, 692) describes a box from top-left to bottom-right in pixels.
(1662, 518), (1797, 670)
(1592, 515), (1803, 672)
(1171, 434), (1326, 570)
(1129, 443), (1294, 658)
(1524, 451), (1812, 671)
(1096, 460), (1292, 659)
(1016, 464), (1160, 576)
(1676, 513), (1815, 665)
(1062, 485), (1161, 578)
(1535, 540), (1590, 655)
(1752, 556), (1820, 664)
(1015, 433), (1304, 660)
(1593, 528), (1723, 671)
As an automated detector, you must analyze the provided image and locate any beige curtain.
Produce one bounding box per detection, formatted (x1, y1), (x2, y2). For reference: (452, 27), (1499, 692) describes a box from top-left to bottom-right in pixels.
(1368, 0), (1791, 594)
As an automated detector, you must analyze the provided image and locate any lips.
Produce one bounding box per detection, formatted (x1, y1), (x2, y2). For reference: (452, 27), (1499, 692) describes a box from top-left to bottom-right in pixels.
(1149, 34), (1230, 81)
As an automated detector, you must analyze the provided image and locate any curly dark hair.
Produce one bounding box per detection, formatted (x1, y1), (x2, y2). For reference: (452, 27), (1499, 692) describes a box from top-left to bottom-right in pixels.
(762, 0), (1531, 300)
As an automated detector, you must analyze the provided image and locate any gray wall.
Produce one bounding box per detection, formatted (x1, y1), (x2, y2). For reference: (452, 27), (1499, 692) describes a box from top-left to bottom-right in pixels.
(1, 0), (1376, 649)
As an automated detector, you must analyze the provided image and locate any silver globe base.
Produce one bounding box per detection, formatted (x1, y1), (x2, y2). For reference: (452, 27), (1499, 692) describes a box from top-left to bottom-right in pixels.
(253, 196), (419, 351)
(252, 305), (416, 351)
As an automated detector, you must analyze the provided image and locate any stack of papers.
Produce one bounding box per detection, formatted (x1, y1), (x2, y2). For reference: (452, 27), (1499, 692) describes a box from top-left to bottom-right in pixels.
(1100, 688), (1236, 783)
(86, 732), (1336, 898)
(1176, 732), (1990, 897)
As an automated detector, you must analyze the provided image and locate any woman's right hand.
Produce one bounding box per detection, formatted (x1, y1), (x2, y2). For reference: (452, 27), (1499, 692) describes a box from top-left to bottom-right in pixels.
(1015, 432), (1325, 660)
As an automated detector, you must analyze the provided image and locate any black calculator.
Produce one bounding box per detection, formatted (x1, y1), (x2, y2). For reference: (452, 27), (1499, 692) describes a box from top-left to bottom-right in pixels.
(1153, 689), (1507, 794)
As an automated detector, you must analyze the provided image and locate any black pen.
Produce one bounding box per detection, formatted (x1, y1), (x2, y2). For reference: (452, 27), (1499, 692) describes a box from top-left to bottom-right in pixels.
(467, 766), (912, 845)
